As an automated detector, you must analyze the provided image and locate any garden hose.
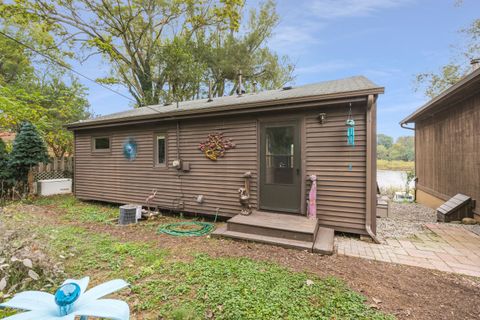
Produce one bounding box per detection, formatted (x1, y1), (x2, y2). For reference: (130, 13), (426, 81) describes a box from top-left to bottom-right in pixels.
(157, 221), (215, 237)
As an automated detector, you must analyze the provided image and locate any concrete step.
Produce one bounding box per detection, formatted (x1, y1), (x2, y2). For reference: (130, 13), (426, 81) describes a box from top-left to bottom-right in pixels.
(212, 226), (314, 251)
(227, 210), (318, 242)
(313, 227), (335, 255)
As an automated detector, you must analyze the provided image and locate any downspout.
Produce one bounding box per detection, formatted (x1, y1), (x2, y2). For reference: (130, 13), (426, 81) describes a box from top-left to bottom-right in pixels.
(366, 95), (381, 244)
(400, 122), (415, 130)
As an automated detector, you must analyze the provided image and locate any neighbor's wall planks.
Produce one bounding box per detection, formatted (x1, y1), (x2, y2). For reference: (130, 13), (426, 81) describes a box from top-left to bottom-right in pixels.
(415, 92), (480, 214)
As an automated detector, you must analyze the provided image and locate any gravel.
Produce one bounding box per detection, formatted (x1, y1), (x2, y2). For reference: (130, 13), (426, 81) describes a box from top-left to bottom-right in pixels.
(377, 202), (436, 241)
(377, 202), (480, 241)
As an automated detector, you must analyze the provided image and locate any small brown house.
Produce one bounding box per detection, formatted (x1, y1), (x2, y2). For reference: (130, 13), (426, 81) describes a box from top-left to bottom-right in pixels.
(400, 67), (480, 220)
(67, 76), (384, 247)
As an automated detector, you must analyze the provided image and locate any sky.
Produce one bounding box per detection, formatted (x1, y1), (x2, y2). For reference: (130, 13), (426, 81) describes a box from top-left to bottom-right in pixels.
(72, 0), (480, 139)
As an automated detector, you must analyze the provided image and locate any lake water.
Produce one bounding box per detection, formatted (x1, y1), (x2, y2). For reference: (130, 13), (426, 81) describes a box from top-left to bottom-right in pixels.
(377, 170), (408, 189)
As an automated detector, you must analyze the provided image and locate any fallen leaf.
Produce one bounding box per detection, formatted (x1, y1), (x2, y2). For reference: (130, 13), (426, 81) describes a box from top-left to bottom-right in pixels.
(23, 258), (33, 269)
(372, 297), (382, 304)
(28, 269), (39, 280)
(306, 279), (314, 286)
(0, 277), (7, 291)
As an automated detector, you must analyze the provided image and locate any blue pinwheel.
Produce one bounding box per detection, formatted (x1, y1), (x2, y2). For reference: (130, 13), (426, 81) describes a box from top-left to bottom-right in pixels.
(0, 277), (129, 319)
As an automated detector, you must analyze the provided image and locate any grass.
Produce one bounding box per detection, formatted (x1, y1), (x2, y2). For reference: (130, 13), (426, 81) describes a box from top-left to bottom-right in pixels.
(377, 159), (414, 171)
(1, 196), (395, 319)
(31, 194), (119, 223)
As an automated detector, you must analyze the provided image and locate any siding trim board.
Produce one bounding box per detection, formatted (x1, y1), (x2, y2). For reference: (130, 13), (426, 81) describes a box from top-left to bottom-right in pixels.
(71, 83), (382, 236)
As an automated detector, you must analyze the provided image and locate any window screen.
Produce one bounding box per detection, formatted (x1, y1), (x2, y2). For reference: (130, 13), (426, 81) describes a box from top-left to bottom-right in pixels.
(157, 135), (166, 165)
(94, 137), (110, 150)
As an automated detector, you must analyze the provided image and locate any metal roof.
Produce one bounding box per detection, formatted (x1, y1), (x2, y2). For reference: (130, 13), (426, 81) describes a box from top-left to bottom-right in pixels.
(400, 67), (480, 125)
(68, 75), (383, 129)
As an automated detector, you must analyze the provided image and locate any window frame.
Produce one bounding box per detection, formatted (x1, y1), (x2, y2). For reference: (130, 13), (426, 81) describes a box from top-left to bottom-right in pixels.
(153, 132), (167, 168)
(91, 136), (111, 153)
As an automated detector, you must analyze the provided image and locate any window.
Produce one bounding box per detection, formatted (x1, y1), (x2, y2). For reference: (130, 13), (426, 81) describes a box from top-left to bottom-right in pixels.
(93, 137), (110, 152)
(156, 134), (166, 166)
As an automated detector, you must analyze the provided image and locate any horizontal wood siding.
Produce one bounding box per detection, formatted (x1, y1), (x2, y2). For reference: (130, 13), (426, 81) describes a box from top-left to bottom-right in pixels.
(75, 116), (258, 217)
(305, 105), (367, 234)
(416, 93), (480, 214)
(74, 101), (370, 235)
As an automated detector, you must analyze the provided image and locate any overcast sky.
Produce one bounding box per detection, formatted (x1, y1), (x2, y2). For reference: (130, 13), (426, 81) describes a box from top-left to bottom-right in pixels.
(73, 0), (480, 139)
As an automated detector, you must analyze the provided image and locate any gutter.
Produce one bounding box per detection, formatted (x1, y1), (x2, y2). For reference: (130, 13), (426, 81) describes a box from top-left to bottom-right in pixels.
(400, 122), (415, 130)
(366, 94), (381, 244)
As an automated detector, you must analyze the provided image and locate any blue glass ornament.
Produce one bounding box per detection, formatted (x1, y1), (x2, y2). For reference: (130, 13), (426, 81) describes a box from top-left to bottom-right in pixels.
(123, 138), (137, 161)
(346, 119), (355, 146)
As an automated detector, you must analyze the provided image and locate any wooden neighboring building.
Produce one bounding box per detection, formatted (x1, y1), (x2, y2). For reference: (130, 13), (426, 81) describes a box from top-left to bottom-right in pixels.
(67, 76), (384, 246)
(400, 67), (480, 219)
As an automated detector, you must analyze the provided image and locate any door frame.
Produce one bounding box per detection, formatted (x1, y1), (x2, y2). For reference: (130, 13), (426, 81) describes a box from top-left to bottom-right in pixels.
(256, 114), (306, 215)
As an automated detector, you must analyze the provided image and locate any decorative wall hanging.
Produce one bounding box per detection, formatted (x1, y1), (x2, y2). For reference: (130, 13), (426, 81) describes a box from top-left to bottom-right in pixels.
(307, 175), (317, 219)
(239, 172), (252, 215)
(199, 132), (235, 161)
(346, 103), (355, 172)
(346, 103), (355, 147)
(123, 137), (137, 161)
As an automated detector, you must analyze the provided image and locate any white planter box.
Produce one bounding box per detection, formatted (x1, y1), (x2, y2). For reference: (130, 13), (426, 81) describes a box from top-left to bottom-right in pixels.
(37, 178), (72, 196)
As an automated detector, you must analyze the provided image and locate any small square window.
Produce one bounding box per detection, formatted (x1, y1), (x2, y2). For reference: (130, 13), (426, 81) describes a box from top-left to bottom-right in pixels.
(93, 137), (110, 151)
(156, 134), (166, 165)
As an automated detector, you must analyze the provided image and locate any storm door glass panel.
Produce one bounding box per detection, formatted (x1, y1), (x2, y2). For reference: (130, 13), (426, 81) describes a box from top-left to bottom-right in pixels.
(265, 126), (294, 184)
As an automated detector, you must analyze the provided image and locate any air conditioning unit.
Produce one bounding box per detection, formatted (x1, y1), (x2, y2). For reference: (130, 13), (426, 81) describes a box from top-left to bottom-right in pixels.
(37, 178), (72, 196)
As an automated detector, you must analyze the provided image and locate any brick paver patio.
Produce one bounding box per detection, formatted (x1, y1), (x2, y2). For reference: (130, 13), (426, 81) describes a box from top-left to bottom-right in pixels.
(336, 223), (480, 277)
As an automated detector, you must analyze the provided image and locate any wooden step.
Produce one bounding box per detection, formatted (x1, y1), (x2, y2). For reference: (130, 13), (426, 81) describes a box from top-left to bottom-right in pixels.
(212, 226), (314, 251)
(227, 210), (318, 242)
(312, 227), (335, 255)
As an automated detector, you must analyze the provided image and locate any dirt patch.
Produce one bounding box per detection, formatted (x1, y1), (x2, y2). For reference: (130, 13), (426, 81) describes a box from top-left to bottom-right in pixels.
(7, 204), (480, 320)
(73, 221), (480, 319)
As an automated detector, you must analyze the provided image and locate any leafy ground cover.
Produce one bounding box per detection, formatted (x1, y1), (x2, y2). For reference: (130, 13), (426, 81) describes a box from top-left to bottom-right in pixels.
(0, 196), (394, 319)
(377, 160), (414, 171)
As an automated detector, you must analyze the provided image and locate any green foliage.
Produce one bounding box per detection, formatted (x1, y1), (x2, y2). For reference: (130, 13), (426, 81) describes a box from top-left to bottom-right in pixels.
(416, 17), (480, 98)
(377, 134), (393, 149)
(0, 138), (8, 179)
(415, 64), (464, 98)
(0, 138), (10, 200)
(389, 136), (414, 162)
(0, 14), (91, 157)
(377, 134), (414, 162)
(15, 0), (293, 106)
(23, 196), (394, 319)
(377, 144), (389, 161)
(8, 122), (49, 182)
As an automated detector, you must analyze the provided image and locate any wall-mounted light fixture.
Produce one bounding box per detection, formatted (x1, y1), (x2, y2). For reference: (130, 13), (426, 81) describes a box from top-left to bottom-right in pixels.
(317, 113), (327, 124)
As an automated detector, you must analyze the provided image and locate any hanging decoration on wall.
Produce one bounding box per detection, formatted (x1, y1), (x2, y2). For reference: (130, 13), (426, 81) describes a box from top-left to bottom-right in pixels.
(307, 175), (317, 219)
(346, 104), (355, 147)
(199, 132), (235, 161)
(346, 103), (355, 172)
(123, 137), (137, 161)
